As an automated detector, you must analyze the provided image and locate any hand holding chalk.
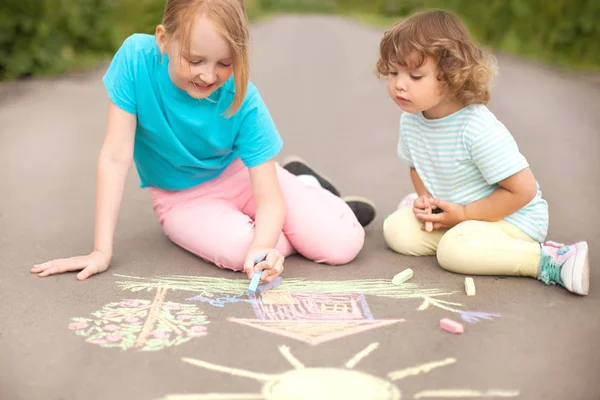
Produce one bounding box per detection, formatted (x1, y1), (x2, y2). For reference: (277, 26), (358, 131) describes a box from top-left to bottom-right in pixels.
(413, 195), (434, 232)
(244, 248), (285, 284)
(247, 252), (268, 295)
(425, 198), (433, 232)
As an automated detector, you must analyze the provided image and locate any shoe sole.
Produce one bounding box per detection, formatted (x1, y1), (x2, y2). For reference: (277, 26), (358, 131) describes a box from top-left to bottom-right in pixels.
(342, 195), (377, 211)
(343, 195), (377, 227)
(572, 241), (590, 295)
(282, 155), (340, 197)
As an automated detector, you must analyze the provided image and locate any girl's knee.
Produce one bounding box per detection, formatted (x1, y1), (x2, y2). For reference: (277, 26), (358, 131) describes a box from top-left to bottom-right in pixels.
(383, 208), (423, 255)
(294, 220), (365, 265)
(436, 234), (457, 272)
(212, 250), (247, 272)
(325, 232), (365, 265)
(315, 224), (365, 265)
(436, 222), (477, 273)
(162, 211), (253, 272)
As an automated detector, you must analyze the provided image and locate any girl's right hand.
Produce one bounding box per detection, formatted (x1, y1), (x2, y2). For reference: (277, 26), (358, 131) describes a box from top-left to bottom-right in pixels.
(31, 250), (111, 280)
(413, 194), (436, 216)
(413, 195), (436, 232)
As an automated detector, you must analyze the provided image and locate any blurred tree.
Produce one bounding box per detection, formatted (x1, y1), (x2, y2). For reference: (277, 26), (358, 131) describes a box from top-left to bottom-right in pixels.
(1, 0), (598, 80)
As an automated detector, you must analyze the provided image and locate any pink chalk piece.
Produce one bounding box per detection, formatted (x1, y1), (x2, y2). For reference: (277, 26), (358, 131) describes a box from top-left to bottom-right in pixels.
(440, 318), (464, 334)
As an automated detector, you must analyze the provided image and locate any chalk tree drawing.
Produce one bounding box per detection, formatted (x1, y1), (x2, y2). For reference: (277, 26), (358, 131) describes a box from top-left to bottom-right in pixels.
(162, 342), (520, 399)
(69, 284), (209, 351)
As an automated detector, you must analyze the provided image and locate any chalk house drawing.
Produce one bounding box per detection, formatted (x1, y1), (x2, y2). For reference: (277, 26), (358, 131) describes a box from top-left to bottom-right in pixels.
(230, 291), (404, 345)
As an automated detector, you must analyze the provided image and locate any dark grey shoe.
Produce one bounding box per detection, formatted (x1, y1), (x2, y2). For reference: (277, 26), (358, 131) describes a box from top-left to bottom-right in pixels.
(282, 156), (341, 197)
(282, 156), (376, 227)
(343, 196), (377, 227)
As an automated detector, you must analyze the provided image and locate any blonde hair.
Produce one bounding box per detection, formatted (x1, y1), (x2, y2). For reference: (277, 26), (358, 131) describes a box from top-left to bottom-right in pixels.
(376, 9), (496, 105)
(162, 0), (249, 115)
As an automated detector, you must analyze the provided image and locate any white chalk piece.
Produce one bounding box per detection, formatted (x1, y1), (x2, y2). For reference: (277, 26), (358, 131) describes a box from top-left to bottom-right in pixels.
(425, 205), (433, 232)
(425, 221), (433, 232)
(392, 269), (414, 286)
(464, 277), (476, 296)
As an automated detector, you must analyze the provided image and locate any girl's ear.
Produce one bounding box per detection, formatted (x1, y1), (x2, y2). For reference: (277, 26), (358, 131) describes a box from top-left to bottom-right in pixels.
(155, 24), (168, 54)
(436, 72), (448, 96)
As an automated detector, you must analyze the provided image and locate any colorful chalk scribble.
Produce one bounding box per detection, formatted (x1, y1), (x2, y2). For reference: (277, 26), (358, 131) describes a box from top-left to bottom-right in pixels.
(69, 284), (208, 351)
(114, 274), (467, 314)
(112, 274), (500, 345)
(162, 342), (520, 399)
(459, 311), (501, 324)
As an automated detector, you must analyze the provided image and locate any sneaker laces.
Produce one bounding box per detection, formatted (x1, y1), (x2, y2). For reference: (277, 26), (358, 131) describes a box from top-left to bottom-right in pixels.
(538, 251), (563, 286)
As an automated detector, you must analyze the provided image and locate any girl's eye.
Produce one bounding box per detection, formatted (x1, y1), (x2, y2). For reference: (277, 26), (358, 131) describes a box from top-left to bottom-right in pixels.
(410, 75), (422, 80)
(389, 71), (398, 76)
(219, 62), (232, 67)
(190, 60), (203, 65)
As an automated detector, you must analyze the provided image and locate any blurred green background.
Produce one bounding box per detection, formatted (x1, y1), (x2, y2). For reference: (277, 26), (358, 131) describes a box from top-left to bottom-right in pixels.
(1, 0), (599, 81)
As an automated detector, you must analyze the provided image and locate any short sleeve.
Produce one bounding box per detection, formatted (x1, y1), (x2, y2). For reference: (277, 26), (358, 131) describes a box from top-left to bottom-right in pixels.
(102, 35), (137, 115)
(397, 113), (414, 167)
(233, 89), (283, 168)
(470, 122), (529, 184)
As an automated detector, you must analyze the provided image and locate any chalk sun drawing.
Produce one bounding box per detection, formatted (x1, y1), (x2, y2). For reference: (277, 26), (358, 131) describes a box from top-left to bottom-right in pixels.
(69, 284), (209, 351)
(162, 342), (520, 399)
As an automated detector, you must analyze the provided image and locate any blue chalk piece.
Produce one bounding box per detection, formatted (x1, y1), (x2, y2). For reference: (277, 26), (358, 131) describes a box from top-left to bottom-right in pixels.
(247, 252), (268, 295)
(256, 277), (283, 295)
(247, 270), (263, 295)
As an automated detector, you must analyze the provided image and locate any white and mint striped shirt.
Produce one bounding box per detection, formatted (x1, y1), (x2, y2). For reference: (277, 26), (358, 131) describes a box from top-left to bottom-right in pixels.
(398, 104), (548, 242)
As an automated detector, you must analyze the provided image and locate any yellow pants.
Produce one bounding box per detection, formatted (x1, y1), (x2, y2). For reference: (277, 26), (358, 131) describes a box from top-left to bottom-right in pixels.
(383, 207), (541, 277)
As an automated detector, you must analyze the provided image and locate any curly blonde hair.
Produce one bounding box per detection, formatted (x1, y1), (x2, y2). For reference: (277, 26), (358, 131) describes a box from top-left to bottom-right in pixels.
(376, 9), (496, 105)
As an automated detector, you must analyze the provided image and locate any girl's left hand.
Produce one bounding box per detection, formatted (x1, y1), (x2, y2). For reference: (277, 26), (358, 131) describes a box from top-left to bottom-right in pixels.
(243, 247), (285, 283)
(416, 198), (467, 230)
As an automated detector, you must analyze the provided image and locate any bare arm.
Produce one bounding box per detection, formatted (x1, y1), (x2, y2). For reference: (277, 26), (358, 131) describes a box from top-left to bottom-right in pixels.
(32, 101), (136, 279)
(418, 167), (538, 230)
(248, 159), (285, 248)
(463, 167), (538, 222)
(410, 167), (430, 197)
(243, 159), (286, 282)
(93, 101), (137, 259)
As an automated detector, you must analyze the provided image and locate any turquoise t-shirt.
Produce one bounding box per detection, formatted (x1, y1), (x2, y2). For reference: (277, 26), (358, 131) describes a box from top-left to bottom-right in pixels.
(102, 34), (283, 190)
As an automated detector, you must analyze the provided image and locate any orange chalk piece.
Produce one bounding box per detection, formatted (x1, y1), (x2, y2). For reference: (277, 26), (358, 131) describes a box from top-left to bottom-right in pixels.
(440, 318), (464, 334)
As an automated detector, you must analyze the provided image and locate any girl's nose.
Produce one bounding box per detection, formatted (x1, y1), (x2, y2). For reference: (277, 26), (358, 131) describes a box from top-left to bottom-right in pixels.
(199, 66), (217, 84)
(395, 76), (407, 91)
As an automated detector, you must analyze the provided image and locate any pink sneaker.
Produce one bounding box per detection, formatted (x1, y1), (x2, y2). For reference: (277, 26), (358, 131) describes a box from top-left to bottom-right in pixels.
(397, 192), (418, 209)
(539, 241), (590, 295)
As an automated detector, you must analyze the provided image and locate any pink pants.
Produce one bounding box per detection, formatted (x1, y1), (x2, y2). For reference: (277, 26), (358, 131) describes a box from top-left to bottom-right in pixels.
(149, 160), (365, 271)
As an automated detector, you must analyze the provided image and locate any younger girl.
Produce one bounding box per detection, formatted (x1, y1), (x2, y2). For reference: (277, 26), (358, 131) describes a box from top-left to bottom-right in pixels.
(31, 0), (371, 283)
(379, 10), (590, 295)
